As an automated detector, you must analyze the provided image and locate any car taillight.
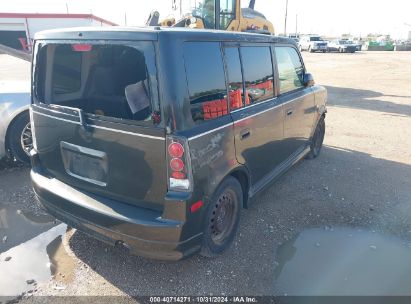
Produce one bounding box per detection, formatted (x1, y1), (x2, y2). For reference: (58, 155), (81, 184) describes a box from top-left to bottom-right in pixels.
(167, 136), (192, 191)
(170, 158), (184, 171)
(168, 142), (184, 158)
(171, 171), (186, 179)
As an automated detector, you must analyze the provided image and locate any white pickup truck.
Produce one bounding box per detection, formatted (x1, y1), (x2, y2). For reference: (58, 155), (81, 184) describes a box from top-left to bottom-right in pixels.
(299, 35), (328, 53)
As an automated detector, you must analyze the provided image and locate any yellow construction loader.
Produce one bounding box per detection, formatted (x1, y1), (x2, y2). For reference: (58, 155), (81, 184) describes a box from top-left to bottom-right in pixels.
(146, 0), (275, 35)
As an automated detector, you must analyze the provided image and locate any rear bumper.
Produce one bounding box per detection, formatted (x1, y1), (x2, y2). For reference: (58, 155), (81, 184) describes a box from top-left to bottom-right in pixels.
(31, 168), (202, 260)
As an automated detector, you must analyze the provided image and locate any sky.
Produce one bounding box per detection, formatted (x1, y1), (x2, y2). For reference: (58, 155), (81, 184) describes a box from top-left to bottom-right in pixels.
(2, 0), (411, 39)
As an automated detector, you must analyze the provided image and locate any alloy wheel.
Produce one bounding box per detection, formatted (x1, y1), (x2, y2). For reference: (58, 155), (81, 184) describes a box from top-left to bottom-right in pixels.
(20, 122), (33, 156)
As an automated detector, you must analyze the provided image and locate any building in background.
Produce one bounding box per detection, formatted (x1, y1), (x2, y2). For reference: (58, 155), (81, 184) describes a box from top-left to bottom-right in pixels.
(0, 13), (117, 52)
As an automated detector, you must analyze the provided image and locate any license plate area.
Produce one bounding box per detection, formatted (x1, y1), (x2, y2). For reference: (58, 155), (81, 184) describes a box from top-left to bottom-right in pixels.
(60, 142), (108, 186)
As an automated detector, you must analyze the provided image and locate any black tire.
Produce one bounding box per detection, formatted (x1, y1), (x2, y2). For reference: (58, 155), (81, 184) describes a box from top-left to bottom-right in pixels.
(200, 176), (242, 258)
(307, 116), (325, 159)
(8, 112), (31, 164)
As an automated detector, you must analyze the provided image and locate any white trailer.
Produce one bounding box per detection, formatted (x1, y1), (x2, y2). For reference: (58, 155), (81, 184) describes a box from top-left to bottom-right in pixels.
(0, 13), (117, 52)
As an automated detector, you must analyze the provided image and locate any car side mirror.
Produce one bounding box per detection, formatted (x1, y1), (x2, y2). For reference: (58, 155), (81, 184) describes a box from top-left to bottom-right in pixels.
(304, 73), (315, 87)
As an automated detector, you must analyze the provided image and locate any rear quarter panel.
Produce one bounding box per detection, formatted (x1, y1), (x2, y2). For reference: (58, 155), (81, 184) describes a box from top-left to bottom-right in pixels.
(177, 116), (246, 237)
(311, 85), (327, 129)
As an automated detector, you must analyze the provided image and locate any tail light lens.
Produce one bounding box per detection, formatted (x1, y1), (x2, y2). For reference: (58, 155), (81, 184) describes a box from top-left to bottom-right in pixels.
(170, 158), (184, 171)
(166, 136), (192, 191)
(171, 171), (186, 179)
(168, 142), (184, 158)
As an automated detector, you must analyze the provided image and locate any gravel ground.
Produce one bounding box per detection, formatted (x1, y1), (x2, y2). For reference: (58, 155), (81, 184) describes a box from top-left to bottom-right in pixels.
(1, 51), (410, 299)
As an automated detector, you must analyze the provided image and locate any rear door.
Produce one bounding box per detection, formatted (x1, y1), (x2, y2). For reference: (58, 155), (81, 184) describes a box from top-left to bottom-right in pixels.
(227, 45), (288, 186)
(274, 46), (316, 155)
(31, 40), (167, 211)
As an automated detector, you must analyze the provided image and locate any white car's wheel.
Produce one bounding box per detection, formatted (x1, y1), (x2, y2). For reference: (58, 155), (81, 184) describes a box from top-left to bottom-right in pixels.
(8, 112), (31, 164)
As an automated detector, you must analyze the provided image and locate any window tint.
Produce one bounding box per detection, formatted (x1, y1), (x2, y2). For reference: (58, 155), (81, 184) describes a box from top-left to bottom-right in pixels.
(275, 47), (304, 94)
(184, 42), (228, 123)
(224, 47), (244, 110)
(52, 45), (82, 95)
(240, 46), (274, 104)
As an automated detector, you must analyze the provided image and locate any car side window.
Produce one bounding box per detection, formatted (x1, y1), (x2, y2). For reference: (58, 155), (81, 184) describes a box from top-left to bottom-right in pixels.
(183, 42), (228, 124)
(275, 46), (304, 94)
(224, 47), (244, 110)
(240, 46), (274, 104)
(220, 0), (236, 29)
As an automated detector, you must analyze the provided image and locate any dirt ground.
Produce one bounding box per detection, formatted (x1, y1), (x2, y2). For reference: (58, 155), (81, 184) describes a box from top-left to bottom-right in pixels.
(1, 51), (411, 300)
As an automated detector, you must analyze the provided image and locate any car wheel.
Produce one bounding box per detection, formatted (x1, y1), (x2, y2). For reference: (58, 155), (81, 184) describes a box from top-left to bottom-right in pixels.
(8, 112), (32, 164)
(200, 176), (242, 258)
(307, 116), (325, 159)
(308, 46), (313, 53)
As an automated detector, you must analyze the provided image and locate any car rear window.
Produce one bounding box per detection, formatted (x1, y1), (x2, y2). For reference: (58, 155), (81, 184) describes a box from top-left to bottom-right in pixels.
(33, 42), (160, 125)
(183, 42), (228, 124)
(52, 45), (82, 95)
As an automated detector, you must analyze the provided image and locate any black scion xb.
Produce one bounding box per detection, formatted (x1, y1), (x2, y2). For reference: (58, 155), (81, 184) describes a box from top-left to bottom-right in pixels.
(30, 27), (327, 260)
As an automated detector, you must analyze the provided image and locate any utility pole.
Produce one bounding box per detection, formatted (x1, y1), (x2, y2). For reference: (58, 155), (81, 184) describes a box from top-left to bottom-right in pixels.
(295, 14), (298, 35)
(180, 0), (183, 16)
(124, 12), (127, 26)
(65, 3), (69, 14)
(284, 0), (289, 36)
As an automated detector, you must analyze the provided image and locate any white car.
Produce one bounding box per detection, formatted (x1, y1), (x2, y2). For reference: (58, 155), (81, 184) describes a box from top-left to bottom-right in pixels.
(0, 81), (32, 164)
(327, 40), (357, 53)
(299, 35), (328, 53)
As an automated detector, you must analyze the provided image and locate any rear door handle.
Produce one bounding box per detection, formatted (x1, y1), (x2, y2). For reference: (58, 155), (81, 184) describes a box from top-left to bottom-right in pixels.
(240, 129), (251, 140)
(286, 109), (293, 116)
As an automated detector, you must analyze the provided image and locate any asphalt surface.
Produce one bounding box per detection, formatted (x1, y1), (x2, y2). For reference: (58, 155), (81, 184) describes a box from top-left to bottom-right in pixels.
(1, 51), (411, 299)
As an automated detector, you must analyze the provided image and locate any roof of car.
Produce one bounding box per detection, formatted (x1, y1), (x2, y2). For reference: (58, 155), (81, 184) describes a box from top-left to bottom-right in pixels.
(34, 26), (295, 45)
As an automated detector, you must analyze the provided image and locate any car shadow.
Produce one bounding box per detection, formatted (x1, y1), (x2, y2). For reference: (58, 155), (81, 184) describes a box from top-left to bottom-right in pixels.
(67, 145), (411, 296)
(325, 85), (411, 116)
